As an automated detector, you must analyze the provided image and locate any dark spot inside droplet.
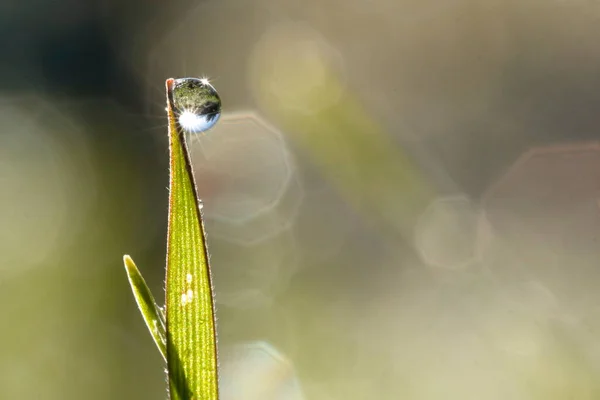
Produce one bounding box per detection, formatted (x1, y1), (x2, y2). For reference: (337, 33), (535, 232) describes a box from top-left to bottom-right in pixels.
(200, 101), (220, 116)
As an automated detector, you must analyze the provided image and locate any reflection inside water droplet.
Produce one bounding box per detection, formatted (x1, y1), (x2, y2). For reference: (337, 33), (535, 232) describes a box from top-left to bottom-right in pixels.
(171, 77), (222, 133)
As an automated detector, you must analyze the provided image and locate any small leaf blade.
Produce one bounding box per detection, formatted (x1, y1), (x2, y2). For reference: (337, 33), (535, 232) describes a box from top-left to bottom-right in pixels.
(122, 254), (167, 362)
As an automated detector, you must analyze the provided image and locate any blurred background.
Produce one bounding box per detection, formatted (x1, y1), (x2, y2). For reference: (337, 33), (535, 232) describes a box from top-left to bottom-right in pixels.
(3, 0), (600, 398)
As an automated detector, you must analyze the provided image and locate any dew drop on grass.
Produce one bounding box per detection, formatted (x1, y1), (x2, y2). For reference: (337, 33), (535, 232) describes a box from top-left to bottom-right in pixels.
(171, 77), (222, 134)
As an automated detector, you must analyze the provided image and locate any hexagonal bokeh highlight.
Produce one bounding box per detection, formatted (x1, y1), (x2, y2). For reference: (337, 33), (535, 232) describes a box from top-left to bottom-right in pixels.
(414, 194), (482, 270)
(188, 111), (303, 245)
(219, 341), (304, 400)
(481, 142), (600, 302)
(482, 142), (600, 248)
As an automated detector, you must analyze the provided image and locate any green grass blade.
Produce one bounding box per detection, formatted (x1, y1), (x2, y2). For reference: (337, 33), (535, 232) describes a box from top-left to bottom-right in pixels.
(122, 255), (167, 362)
(164, 78), (219, 400)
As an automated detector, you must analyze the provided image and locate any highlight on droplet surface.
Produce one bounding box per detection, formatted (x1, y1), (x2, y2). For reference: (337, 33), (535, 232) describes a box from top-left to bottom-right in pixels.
(171, 77), (222, 134)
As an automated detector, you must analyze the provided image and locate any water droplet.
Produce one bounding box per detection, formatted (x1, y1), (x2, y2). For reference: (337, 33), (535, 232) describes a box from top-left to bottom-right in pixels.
(186, 273), (193, 284)
(171, 77), (221, 133)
